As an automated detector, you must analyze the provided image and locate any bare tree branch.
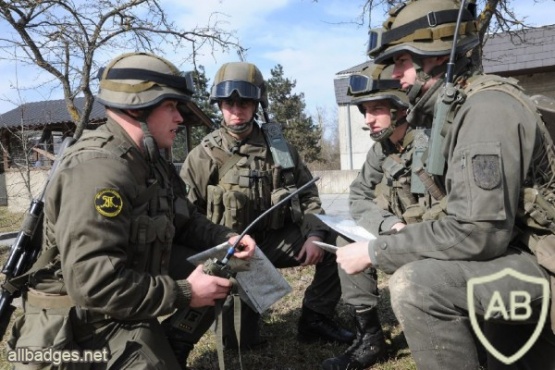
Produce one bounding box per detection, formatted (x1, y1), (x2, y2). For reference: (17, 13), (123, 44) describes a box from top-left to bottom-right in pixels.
(0, 0), (243, 135)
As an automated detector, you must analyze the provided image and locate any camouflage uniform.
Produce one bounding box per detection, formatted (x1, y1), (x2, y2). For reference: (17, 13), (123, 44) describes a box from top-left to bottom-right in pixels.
(8, 53), (239, 369)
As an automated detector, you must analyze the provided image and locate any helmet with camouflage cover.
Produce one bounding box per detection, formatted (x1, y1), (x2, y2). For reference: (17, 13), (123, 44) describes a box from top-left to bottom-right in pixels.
(209, 62), (268, 108)
(347, 64), (409, 142)
(368, 0), (479, 64)
(96, 52), (197, 110)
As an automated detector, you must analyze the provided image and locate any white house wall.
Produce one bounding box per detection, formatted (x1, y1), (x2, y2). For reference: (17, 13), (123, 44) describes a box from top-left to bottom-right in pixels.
(338, 104), (376, 170)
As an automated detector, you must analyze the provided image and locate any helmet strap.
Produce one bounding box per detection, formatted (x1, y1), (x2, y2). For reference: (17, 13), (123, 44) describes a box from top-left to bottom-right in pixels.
(222, 119), (254, 136)
(133, 109), (159, 163)
(406, 57), (430, 104)
(406, 77), (444, 127)
(370, 108), (402, 143)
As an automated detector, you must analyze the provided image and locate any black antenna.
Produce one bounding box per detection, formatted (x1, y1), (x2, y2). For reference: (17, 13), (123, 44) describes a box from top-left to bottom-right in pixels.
(220, 176), (319, 265)
(445, 0), (468, 84)
(426, 0), (471, 176)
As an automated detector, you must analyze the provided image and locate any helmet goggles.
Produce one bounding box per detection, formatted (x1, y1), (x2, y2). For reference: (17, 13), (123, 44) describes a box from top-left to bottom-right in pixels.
(98, 67), (195, 95)
(211, 80), (262, 101)
(368, 8), (476, 58)
(348, 74), (401, 95)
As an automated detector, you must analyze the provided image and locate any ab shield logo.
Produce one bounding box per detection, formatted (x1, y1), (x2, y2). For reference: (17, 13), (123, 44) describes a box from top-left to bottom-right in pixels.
(467, 268), (550, 365)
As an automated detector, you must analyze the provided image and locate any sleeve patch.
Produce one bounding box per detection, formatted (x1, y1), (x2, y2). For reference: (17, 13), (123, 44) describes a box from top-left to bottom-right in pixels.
(472, 154), (501, 190)
(94, 188), (123, 217)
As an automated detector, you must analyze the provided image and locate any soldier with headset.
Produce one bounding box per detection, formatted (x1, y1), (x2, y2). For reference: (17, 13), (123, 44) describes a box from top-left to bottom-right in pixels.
(7, 52), (256, 369)
(336, 0), (555, 369)
(181, 62), (354, 350)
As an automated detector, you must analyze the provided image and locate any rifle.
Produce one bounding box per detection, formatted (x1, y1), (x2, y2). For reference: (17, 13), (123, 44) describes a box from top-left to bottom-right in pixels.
(0, 136), (76, 339)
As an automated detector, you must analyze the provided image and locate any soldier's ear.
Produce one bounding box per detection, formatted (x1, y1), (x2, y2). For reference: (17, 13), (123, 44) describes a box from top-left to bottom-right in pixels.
(124, 109), (143, 118)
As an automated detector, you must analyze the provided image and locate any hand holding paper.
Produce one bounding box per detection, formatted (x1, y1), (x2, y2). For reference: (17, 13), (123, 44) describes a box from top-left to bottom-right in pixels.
(314, 214), (377, 274)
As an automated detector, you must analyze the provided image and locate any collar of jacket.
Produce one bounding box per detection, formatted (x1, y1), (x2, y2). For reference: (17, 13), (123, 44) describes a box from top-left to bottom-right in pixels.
(219, 122), (267, 154)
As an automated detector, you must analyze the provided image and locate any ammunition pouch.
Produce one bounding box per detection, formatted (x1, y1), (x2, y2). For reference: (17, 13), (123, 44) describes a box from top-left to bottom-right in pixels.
(402, 204), (425, 224)
(270, 187), (290, 229)
(518, 187), (555, 275)
(207, 184), (225, 224)
(283, 171), (302, 224)
(129, 213), (174, 274)
(374, 182), (391, 211)
(222, 191), (250, 231)
(9, 292), (81, 363)
(422, 198), (447, 221)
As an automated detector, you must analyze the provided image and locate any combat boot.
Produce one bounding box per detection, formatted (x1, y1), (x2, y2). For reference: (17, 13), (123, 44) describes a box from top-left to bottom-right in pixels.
(298, 306), (355, 344)
(321, 306), (386, 370)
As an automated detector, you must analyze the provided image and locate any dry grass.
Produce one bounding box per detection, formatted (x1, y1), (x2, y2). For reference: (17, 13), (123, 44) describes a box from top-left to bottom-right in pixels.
(188, 266), (416, 370)
(0, 208), (24, 234)
(0, 206), (416, 370)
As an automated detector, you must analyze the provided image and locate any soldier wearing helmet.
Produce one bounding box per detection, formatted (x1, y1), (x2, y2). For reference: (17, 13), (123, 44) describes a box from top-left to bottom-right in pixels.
(7, 52), (256, 370)
(337, 1), (555, 369)
(181, 61), (354, 350)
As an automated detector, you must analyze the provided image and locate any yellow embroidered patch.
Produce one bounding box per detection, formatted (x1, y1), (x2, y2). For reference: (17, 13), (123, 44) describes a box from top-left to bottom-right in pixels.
(94, 189), (123, 217)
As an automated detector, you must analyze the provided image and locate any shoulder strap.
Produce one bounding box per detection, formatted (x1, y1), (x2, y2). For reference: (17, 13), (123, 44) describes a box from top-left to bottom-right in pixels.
(201, 131), (246, 181)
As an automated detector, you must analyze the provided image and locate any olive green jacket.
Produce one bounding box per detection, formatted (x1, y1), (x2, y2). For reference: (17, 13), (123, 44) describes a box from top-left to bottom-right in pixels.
(181, 123), (326, 238)
(349, 128), (418, 236)
(370, 77), (544, 274)
(36, 118), (233, 320)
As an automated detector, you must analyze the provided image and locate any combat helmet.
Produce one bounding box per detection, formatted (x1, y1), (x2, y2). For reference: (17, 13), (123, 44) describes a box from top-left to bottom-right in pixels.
(368, 0), (479, 64)
(96, 52), (204, 160)
(210, 62), (268, 108)
(347, 64), (409, 142)
(97, 52), (196, 110)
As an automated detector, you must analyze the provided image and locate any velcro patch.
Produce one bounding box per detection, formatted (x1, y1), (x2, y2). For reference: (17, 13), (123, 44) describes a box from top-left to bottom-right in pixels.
(472, 155), (501, 190)
(94, 189), (123, 217)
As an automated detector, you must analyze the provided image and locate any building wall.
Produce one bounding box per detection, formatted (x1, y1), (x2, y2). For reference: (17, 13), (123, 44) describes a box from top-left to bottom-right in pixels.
(6, 169), (48, 213)
(4, 168), (357, 215)
(515, 72), (555, 99)
(336, 71), (555, 171)
(338, 104), (375, 170)
(313, 170), (359, 194)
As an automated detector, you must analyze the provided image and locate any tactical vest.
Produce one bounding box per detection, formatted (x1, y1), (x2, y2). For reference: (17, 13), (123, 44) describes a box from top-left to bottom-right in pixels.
(201, 129), (301, 233)
(35, 126), (178, 295)
(374, 129), (445, 224)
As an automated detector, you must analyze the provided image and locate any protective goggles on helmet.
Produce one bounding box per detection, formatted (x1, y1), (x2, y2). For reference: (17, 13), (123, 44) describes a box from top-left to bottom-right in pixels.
(367, 28), (385, 57)
(368, 8), (476, 57)
(211, 80), (261, 101)
(98, 67), (196, 95)
(348, 74), (401, 95)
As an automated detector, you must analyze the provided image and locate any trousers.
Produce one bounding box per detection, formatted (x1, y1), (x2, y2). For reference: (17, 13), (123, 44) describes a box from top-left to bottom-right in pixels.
(389, 247), (555, 370)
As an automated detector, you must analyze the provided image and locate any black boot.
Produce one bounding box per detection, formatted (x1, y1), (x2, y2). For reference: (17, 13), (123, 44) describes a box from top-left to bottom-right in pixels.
(321, 306), (386, 370)
(298, 306), (355, 344)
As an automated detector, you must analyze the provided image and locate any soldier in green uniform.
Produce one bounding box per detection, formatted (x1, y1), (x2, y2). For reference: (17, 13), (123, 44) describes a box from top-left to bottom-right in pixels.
(181, 62), (354, 349)
(336, 1), (555, 369)
(322, 64), (416, 369)
(7, 52), (256, 370)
